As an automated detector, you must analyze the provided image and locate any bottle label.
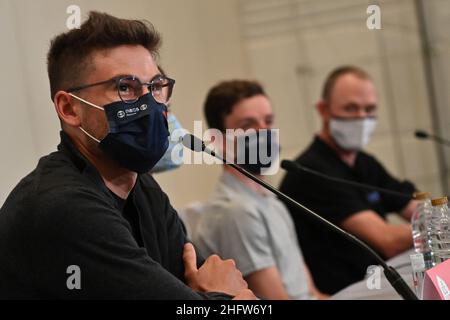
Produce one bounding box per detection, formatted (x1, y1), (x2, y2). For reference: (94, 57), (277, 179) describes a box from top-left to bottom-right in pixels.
(410, 253), (426, 271)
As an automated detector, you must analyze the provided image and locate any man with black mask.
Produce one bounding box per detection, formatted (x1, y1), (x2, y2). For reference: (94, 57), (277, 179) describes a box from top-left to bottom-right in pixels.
(192, 80), (327, 300)
(0, 11), (255, 300)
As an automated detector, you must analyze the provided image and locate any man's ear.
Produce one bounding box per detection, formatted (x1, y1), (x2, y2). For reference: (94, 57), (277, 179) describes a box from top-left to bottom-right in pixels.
(53, 91), (82, 127)
(317, 100), (330, 119)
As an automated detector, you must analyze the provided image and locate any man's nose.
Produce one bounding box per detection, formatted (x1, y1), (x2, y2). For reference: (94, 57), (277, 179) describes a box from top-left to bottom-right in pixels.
(141, 85), (151, 96)
(355, 109), (369, 118)
(141, 83), (151, 95)
(255, 121), (270, 130)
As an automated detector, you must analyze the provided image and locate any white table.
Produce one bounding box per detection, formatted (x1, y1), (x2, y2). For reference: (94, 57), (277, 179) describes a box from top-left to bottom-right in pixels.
(331, 249), (415, 300)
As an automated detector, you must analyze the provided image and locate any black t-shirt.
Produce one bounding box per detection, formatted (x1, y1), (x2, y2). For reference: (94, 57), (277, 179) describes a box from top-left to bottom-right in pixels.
(110, 190), (144, 248)
(279, 136), (415, 294)
(0, 131), (224, 299)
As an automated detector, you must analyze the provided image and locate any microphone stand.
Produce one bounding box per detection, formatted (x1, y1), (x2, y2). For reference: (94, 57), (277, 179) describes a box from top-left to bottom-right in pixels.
(183, 134), (418, 300)
(415, 130), (450, 147)
(281, 160), (413, 199)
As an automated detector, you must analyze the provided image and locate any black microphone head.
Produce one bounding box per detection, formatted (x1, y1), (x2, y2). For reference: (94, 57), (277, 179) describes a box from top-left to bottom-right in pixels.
(415, 130), (429, 139)
(181, 133), (205, 152)
(280, 160), (298, 171)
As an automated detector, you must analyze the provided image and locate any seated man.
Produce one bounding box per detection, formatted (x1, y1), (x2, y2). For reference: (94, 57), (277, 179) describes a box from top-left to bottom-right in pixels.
(0, 12), (254, 300)
(279, 66), (416, 294)
(192, 80), (327, 300)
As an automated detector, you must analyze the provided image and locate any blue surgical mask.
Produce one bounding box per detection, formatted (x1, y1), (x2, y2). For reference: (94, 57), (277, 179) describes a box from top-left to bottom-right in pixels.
(151, 113), (185, 173)
(69, 92), (169, 173)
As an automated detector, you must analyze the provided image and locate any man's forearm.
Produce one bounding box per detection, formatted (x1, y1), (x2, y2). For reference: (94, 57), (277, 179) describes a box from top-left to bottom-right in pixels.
(385, 224), (413, 258)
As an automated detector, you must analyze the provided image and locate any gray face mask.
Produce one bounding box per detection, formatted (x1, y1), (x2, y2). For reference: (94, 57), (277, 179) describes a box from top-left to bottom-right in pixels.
(330, 117), (377, 151)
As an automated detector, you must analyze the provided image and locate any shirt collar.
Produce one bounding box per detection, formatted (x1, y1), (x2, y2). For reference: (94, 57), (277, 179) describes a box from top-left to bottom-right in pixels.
(57, 130), (115, 199)
(57, 130), (143, 205)
(216, 171), (275, 202)
(312, 135), (361, 170)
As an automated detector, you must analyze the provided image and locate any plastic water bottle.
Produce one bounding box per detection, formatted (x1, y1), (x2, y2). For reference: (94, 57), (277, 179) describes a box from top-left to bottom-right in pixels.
(429, 197), (450, 264)
(411, 192), (432, 254)
(410, 192), (432, 299)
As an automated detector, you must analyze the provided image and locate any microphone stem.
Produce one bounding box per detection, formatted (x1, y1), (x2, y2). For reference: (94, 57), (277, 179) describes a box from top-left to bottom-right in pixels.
(433, 135), (450, 147)
(206, 148), (417, 300)
(293, 164), (412, 199)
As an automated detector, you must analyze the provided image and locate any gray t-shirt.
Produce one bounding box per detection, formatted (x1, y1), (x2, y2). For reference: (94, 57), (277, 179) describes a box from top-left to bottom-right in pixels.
(192, 172), (311, 300)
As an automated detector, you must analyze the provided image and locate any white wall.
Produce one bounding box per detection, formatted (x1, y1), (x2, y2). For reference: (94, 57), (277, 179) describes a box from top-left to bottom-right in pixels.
(420, 0), (450, 194)
(0, 0), (39, 203)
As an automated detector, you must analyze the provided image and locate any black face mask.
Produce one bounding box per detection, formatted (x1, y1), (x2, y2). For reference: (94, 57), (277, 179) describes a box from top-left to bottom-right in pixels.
(238, 130), (278, 175)
(71, 92), (169, 173)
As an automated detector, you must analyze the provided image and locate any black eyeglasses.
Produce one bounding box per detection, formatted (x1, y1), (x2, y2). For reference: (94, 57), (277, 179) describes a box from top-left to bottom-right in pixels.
(66, 75), (176, 104)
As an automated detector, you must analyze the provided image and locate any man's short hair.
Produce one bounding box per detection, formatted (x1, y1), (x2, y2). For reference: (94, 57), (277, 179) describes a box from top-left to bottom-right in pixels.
(321, 66), (372, 102)
(204, 80), (266, 132)
(47, 11), (161, 101)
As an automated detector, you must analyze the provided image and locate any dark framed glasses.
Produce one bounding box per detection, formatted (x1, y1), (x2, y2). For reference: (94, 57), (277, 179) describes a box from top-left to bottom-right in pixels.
(66, 74), (176, 104)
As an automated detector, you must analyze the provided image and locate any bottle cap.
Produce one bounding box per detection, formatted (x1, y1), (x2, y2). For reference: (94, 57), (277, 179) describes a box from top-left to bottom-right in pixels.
(431, 197), (448, 206)
(413, 192), (430, 200)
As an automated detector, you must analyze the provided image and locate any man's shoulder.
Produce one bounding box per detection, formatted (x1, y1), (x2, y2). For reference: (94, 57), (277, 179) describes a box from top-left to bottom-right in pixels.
(296, 141), (337, 172)
(195, 194), (271, 255)
(202, 195), (261, 226)
(32, 149), (97, 189)
(1, 150), (114, 222)
(357, 150), (382, 167)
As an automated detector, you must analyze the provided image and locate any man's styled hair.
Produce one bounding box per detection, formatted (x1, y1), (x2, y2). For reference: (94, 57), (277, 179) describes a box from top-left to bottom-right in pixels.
(204, 80), (266, 132)
(321, 66), (372, 102)
(47, 11), (161, 101)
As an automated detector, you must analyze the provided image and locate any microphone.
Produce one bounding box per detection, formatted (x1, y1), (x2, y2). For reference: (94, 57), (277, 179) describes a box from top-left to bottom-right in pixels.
(281, 160), (413, 199)
(415, 129), (450, 147)
(415, 130), (428, 139)
(181, 133), (417, 300)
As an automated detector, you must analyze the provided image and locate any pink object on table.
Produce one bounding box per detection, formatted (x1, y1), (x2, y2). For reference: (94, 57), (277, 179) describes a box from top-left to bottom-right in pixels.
(423, 259), (450, 300)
